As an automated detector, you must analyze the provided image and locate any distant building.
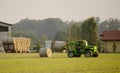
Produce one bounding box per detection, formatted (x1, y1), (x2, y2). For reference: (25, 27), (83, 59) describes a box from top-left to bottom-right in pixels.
(100, 30), (120, 52)
(0, 21), (13, 47)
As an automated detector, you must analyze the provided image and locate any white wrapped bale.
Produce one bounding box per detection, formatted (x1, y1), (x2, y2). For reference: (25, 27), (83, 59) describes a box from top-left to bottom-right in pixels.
(39, 48), (52, 57)
(54, 41), (66, 52)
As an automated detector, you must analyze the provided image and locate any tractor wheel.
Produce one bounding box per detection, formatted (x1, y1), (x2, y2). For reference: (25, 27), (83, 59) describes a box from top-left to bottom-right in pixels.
(93, 52), (99, 57)
(85, 50), (93, 57)
(68, 51), (74, 58)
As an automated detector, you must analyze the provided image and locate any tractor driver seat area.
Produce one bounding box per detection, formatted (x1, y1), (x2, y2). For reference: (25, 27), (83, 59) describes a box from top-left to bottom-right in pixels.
(76, 41), (85, 53)
(77, 46), (81, 53)
(76, 43), (81, 53)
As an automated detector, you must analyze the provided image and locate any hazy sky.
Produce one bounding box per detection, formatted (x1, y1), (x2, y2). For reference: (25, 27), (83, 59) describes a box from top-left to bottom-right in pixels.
(0, 0), (120, 23)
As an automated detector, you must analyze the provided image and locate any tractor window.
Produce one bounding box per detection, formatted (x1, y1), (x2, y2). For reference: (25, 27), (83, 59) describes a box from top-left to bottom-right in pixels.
(76, 41), (81, 48)
(76, 41), (87, 48)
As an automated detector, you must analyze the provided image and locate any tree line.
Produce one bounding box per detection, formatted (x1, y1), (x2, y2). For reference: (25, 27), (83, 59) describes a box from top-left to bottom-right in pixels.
(12, 17), (120, 46)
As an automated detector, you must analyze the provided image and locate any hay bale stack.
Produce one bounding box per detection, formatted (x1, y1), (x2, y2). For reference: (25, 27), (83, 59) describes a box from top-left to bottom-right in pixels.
(39, 48), (52, 57)
(2, 37), (31, 53)
(54, 41), (66, 52)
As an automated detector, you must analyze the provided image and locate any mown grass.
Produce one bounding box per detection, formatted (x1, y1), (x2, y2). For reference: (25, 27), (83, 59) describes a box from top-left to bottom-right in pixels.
(0, 53), (120, 73)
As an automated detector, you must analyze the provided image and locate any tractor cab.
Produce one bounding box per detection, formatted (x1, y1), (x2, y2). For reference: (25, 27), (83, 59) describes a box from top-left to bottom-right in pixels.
(75, 40), (88, 52)
(76, 40), (88, 48)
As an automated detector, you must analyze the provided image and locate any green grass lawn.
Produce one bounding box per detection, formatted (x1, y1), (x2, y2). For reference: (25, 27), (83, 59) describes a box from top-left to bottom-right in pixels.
(0, 53), (120, 73)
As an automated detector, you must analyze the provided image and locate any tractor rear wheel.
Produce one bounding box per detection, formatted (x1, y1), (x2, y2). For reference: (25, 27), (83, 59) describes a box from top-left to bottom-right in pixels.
(68, 50), (74, 58)
(85, 50), (93, 57)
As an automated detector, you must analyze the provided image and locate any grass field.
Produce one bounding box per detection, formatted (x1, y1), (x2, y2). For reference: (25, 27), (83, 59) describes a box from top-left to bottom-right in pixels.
(0, 53), (120, 73)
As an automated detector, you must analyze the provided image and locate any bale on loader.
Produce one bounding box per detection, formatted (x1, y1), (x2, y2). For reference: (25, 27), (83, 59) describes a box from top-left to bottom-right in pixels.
(54, 41), (66, 52)
(39, 48), (52, 57)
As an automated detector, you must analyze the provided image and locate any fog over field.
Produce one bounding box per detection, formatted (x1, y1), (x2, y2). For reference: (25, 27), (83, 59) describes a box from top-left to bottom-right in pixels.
(0, 0), (120, 23)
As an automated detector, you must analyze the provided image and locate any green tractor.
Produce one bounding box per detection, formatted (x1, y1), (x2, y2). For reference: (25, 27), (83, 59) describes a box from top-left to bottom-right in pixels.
(66, 40), (98, 58)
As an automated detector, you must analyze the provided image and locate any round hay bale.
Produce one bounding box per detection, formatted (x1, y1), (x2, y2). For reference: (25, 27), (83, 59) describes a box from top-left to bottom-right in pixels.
(39, 48), (52, 57)
(54, 41), (66, 52)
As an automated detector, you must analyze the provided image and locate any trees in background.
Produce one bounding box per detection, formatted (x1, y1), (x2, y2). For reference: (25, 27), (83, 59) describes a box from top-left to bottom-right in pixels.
(12, 17), (120, 48)
(98, 18), (120, 34)
(81, 17), (98, 45)
(12, 18), (68, 43)
(67, 22), (81, 41)
(54, 31), (67, 41)
(113, 40), (117, 53)
(67, 17), (98, 46)
(36, 41), (41, 52)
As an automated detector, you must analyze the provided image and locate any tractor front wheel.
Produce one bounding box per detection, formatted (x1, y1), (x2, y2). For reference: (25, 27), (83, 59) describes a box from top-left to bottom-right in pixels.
(85, 50), (93, 57)
(68, 51), (74, 58)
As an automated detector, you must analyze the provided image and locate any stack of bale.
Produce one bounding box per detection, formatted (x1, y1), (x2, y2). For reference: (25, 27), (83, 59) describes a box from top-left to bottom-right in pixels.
(2, 37), (31, 53)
